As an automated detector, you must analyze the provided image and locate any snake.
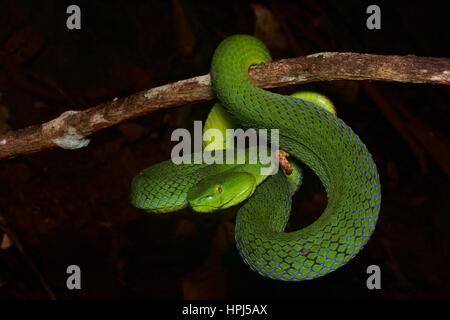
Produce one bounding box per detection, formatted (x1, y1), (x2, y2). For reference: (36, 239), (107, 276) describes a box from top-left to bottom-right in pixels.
(130, 35), (381, 281)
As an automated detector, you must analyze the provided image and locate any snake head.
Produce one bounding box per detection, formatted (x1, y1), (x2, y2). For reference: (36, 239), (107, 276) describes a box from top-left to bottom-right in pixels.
(187, 171), (256, 213)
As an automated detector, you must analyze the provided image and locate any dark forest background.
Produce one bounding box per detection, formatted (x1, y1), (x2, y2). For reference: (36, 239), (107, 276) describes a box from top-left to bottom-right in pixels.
(0, 0), (449, 299)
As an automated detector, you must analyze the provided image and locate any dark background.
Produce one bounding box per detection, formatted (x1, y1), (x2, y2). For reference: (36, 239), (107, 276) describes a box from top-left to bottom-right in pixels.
(0, 0), (449, 299)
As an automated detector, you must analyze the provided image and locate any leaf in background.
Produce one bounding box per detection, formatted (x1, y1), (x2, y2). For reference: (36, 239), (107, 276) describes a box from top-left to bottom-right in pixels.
(0, 102), (10, 134)
(2, 24), (44, 65)
(250, 3), (287, 51)
(181, 222), (234, 299)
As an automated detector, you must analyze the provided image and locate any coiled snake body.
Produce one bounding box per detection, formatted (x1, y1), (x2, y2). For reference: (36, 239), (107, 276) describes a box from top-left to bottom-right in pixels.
(131, 35), (381, 281)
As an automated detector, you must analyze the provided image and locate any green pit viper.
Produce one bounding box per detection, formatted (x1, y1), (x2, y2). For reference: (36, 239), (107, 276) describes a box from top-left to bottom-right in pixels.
(130, 35), (381, 281)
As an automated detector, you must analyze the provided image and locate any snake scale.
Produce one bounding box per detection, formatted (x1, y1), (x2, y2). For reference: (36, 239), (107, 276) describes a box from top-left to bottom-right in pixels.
(131, 35), (381, 281)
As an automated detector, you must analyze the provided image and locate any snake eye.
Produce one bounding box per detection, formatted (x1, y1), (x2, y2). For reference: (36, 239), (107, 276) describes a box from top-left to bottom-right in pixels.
(215, 185), (223, 193)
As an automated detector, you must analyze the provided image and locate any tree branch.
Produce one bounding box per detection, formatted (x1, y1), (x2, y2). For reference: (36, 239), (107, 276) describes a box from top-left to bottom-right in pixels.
(1, 52), (449, 159)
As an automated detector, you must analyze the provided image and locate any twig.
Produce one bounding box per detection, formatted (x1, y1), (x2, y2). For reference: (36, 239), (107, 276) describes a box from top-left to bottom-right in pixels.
(0, 52), (449, 159)
(0, 221), (57, 299)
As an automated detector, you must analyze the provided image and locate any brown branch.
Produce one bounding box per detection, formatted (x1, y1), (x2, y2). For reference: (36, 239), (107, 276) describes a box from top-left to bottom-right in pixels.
(0, 52), (449, 159)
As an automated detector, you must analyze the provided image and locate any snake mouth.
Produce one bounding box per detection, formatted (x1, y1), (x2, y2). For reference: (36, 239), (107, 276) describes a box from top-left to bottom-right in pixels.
(189, 188), (254, 213)
(189, 196), (236, 213)
(190, 204), (222, 213)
